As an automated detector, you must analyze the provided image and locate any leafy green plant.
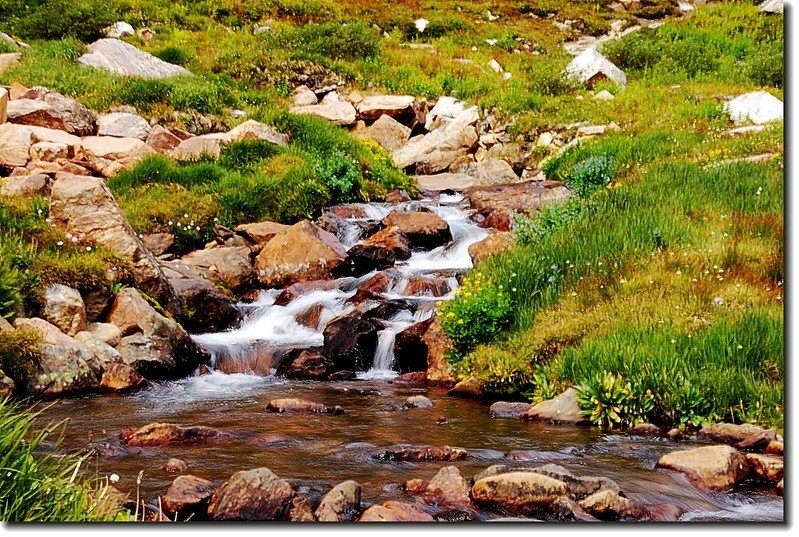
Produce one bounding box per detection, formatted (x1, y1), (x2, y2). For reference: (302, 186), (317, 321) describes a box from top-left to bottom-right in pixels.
(567, 155), (614, 197)
(315, 150), (360, 203)
(575, 371), (653, 429)
(154, 45), (193, 66)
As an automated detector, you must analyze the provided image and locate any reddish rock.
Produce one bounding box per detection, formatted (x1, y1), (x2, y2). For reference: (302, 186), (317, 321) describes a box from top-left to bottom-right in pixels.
(627, 423), (661, 437)
(645, 503), (684, 522)
(322, 309), (381, 372)
(120, 422), (226, 447)
(142, 232), (174, 256)
(424, 466), (471, 508)
(208, 467), (295, 521)
(765, 441), (783, 456)
(374, 445), (467, 462)
(392, 371), (428, 385)
(266, 398), (343, 414)
(255, 221), (348, 287)
(164, 458), (188, 474)
(100, 363), (147, 392)
(348, 226), (411, 272)
(161, 475), (214, 519)
(656, 445), (751, 491)
(276, 349), (332, 380)
(315, 480), (361, 522)
(403, 275), (450, 297)
(404, 479), (428, 494)
(577, 489), (646, 521)
(6, 87), (96, 136)
(384, 189), (412, 203)
(526, 388), (588, 425)
(295, 304), (324, 330)
(468, 232), (514, 265)
(146, 125), (182, 152)
(275, 279), (348, 306)
(349, 271), (392, 303)
(234, 221), (289, 247)
(380, 210), (451, 250)
(405, 395), (433, 409)
(467, 181), (572, 225)
(745, 453), (783, 483)
(325, 205), (369, 219)
(423, 317), (454, 384)
(697, 423), (777, 451)
(448, 377), (484, 399)
(358, 501), (434, 522)
(180, 246), (256, 291)
(286, 496), (315, 522)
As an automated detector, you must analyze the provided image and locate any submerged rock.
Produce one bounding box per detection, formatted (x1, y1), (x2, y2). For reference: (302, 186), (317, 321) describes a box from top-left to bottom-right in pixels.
(656, 445), (751, 491)
(315, 480), (362, 522)
(405, 395), (433, 409)
(208, 467), (295, 521)
(489, 401), (531, 419)
(164, 458), (189, 475)
(266, 398), (344, 414)
(120, 422), (227, 446)
(373, 445), (467, 462)
(358, 501), (434, 522)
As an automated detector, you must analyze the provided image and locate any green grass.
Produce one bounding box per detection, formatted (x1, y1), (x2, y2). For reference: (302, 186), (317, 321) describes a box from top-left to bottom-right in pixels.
(0, 398), (132, 522)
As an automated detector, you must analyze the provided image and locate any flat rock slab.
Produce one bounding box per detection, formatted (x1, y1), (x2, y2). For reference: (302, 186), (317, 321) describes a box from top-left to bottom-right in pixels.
(656, 445), (750, 491)
(79, 38), (192, 79)
(490, 401), (531, 419)
(120, 422), (227, 446)
(373, 445), (467, 462)
(266, 398), (344, 414)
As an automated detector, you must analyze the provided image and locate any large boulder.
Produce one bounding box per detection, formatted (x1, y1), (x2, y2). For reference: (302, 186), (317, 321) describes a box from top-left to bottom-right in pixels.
(227, 120), (288, 146)
(275, 349), (332, 380)
(207, 468), (295, 521)
(578, 489), (645, 521)
(120, 422), (226, 446)
(108, 288), (207, 378)
(322, 308), (381, 372)
(745, 453), (783, 483)
(73, 330), (122, 375)
(355, 114), (411, 152)
(255, 221), (348, 287)
(12, 317), (97, 397)
(526, 388), (588, 425)
(79, 39), (192, 78)
(170, 278), (242, 334)
(78, 135), (155, 176)
(392, 106), (479, 172)
(468, 232), (514, 265)
(347, 226), (411, 273)
(380, 210), (451, 250)
(315, 480), (362, 522)
(393, 317), (435, 374)
(467, 181), (572, 229)
(180, 246), (255, 292)
(5, 87), (96, 136)
(724, 91), (783, 125)
(423, 317), (454, 384)
(565, 48), (627, 89)
(41, 283), (86, 336)
(48, 174), (180, 315)
(0, 122), (34, 168)
(356, 95), (415, 121)
(470, 472), (568, 513)
(97, 112), (152, 140)
(234, 221), (289, 248)
(424, 466), (471, 508)
(289, 92), (356, 126)
(161, 475), (215, 520)
(358, 501), (434, 522)
(99, 362), (146, 392)
(656, 445), (751, 491)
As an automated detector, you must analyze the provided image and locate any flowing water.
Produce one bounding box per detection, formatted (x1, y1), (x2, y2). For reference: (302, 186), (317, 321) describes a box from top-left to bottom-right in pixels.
(32, 193), (783, 522)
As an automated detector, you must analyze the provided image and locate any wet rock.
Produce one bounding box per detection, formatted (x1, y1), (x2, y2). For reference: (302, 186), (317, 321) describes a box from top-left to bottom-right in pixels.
(324, 204), (369, 219)
(424, 466), (471, 508)
(0, 373), (15, 397)
(393, 371), (428, 385)
(405, 395), (433, 408)
(765, 440), (783, 456)
(666, 428), (683, 441)
(355, 114), (411, 152)
(161, 475), (214, 520)
(776, 479), (783, 496)
(86, 322), (122, 347)
(234, 221), (289, 248)
(208, 467), (295, 521)
(100, 362), (146, 392)
(170, 277), (242, 334)
(565, 48), (627, 89)
(322, 309), (381, 372)
(358, 501), (434, 522)
(471, 472), (568, 513)
(549, 496), (600, 521)
(380, 210), (451, 250)
(49, 174), (180, 315)
(423, 317), (454, 384)
(725, 91), (783, 125)
(347, 226), (411, 273)
(356, 95), (415, 121)
(275, 349), (332, 380)
(526, 388), (588, 425)
(448, 377), (484, 399)
(286, 496), (315, 522)
(6, 87), (95, 136)
(0, 173), (50, 197)
(656, 445), (751, 491)
(295, 304), (324, 330)
(227, 120), (288, 146)
(97, 112), (151, 140)
(328, 370), (355, 381)
(108, 288), (207, 379)
(290, 92), (356, 126)
(180, 246), (255, 292)
(349, 271), (391, 303)
(164, 458), (188, 474)
(698, 423), (777, 451)
(626, 423), (661, 437)
(489, 401), (531, 419)
(120, 422), (226, 447)
(274, 279), (349, 306)
(13, 317), (98, 397)
(42, 283), (86, 337)
(645, 503), (684, 522)
(374, 445), (467, 462)
(468, 232), (514, 265)
(393, 106), (479, 172)
(478, 464), (619, 502)
(266, 398), (344, 414)
(578, 489), (645, 521)
(79, 38), (192, 79)
(255, 221), (348, 287)
(404, 479), (428, 494)
(745, 453), (783, 483)
(315, 480), (361, 522)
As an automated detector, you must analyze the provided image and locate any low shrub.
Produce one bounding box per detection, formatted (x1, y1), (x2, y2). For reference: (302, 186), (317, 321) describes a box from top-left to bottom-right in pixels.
(2, 0), (120, 42)
(266, 21), (380, 61)
(567, 155), (615, 197)
(154, 45), (193, 66)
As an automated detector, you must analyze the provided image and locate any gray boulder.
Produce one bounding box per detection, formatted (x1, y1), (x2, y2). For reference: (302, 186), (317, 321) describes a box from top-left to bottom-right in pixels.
(79, 39), (192, 79)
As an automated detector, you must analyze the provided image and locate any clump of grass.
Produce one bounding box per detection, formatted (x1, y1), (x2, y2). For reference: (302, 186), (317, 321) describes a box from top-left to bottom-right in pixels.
(265, 21), (381, 62)
(0, 326), (41, 389)
(0, 399), (132, 522)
